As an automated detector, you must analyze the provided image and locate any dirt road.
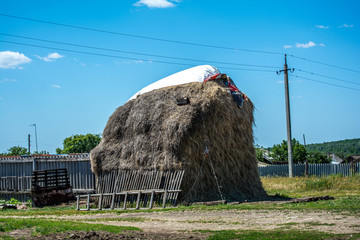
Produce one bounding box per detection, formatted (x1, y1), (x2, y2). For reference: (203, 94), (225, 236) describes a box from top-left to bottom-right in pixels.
(59, 208), (360, 235)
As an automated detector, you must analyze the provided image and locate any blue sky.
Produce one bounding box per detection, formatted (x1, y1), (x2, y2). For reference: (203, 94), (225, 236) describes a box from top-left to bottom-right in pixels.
(1, 0), (359, 153)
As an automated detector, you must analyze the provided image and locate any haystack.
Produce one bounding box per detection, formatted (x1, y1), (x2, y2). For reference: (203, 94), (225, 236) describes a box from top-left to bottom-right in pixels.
(90, 70), (267, 202)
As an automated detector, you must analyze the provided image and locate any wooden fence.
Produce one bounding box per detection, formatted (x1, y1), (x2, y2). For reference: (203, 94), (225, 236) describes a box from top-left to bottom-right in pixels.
(96, 170), (185, 207)
(259, 162), (360, 177)
(97, 170), (185, 193)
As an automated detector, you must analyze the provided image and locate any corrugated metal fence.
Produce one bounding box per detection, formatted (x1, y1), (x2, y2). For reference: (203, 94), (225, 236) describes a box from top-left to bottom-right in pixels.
(259, 162), (360, 177)
(0, 154), (95, 201)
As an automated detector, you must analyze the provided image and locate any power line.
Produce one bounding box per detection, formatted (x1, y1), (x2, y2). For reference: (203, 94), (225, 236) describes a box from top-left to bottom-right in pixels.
(0, 33), (278, 69)
(291, 74), (360, 92)
(0, 40), (275, 72)
(0, 13), (284, 55)
(2, 14), (359, 76)
(289, 54), (360, 74)
(297, 69), (360, 86)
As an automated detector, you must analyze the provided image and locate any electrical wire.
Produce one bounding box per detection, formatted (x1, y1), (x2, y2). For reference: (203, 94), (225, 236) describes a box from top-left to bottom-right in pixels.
(291, 74), (360, 92)
(0, 33), (278, 69)
(297, 69), (360, 86)
(0, 13), (284, 55)
(289, 55), (360, 74)
(2, 14), (359, 75)
(0, 40), (275, 72)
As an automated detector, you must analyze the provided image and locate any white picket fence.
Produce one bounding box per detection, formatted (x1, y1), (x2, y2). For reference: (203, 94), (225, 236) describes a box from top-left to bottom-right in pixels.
(259, 163), (360, 177)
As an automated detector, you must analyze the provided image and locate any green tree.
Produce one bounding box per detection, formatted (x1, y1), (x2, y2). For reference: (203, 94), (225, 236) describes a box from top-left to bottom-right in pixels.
(2, 146), (29, 156)
(33, 150), (50, 155)
(306, 138), (360, 158)
(254, 144), (265, 162)
(307, 152), (331, 164)
(56, 134), (101, 154)
(271, 139), (307, 164)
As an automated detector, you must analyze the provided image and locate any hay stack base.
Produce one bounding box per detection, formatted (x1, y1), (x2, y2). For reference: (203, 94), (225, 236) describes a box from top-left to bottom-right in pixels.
(90, 80), (267, 202)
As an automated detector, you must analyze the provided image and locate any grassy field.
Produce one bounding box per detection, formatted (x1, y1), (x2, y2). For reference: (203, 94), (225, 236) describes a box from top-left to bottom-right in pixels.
(0, 175), (359, 239)
(261, 174), (360, 197)
(0, 218), (139, 235)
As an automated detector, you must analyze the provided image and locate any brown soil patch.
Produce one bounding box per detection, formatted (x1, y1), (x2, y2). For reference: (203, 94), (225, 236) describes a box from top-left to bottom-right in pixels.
(59, 209), (360, 234)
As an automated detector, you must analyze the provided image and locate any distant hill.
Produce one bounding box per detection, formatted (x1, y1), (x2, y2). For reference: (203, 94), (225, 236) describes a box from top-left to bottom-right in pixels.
(306, 138), (360, 158)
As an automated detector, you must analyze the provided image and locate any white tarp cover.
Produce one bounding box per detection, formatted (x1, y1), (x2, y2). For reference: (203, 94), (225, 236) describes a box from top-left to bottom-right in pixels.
(129, 65), (220, 101)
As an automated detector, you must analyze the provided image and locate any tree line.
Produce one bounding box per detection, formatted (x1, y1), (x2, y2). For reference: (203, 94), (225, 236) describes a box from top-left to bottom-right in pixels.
(306, 138), (360, 159)
(256, 138), (333, 164)
(0, 134), (101, 156)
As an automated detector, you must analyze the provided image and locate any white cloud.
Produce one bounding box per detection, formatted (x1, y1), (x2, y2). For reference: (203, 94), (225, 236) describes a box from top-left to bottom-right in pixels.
(316, 25), (329, 29)
(80, 63), (86, 66)
(0, 78), (18, 83)
(115, 59), (152, 65)
(0, 51), (31, 69)
(36, 52), (64, 62)
(51, 84), (61, 88)
(133, 0), (179, 8)
(285, 41), (325, 49)
(339, 23), (354, 28)
(296, 41), (316, 48)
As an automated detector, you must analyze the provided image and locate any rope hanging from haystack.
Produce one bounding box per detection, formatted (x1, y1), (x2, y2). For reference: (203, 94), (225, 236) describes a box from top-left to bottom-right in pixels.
(182, 147), (205, 201)
(204, 139), (224, 201)
(201, 112), (224, 201)
(182, 112), (225, 202)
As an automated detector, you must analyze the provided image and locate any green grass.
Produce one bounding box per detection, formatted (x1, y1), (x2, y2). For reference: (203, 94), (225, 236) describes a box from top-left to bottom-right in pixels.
(174, 196), (360, 213)
(278, 222), (300, 226)
(0, 217), (140, 236)
(261, 174), (360, 197)
(0, 236), (14, 240)
(203, 230), (360, 240)
(278, 221), (335, 227)
(1, 195), (359, 217)
(81, 217), (148, 222)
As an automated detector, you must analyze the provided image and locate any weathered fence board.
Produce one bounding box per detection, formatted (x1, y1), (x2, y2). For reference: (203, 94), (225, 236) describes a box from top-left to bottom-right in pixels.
(96, 170), (185, 208)
(97, 170), (185, 193)
(76, 189), (182, 211)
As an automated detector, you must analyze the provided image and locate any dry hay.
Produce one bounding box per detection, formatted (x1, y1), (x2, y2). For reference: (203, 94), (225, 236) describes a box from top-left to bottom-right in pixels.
(90, 80), (267, 202)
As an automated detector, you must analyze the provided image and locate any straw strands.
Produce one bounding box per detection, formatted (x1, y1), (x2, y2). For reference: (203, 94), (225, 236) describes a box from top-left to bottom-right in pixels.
(90, 80), (267, 202)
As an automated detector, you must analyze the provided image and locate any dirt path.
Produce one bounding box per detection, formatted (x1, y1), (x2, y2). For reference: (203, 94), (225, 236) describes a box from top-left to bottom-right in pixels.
(58, 209), (360, 234)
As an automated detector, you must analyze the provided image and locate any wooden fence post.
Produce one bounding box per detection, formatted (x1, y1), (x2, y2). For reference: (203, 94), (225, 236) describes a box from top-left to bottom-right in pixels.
(136, 191), (141, 209)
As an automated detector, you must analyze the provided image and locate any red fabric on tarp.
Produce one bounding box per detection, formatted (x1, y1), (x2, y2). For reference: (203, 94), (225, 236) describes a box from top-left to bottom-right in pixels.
(203, 73), (220, 83)
(228, 82), (239, 92)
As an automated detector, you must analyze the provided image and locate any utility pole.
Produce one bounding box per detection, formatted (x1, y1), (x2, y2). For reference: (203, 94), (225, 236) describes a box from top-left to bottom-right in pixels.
(277, 54), (295, 177)
(28, 134), (31, 154)
(303, 134), (308, 176)
(30, 124), (38, 153)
